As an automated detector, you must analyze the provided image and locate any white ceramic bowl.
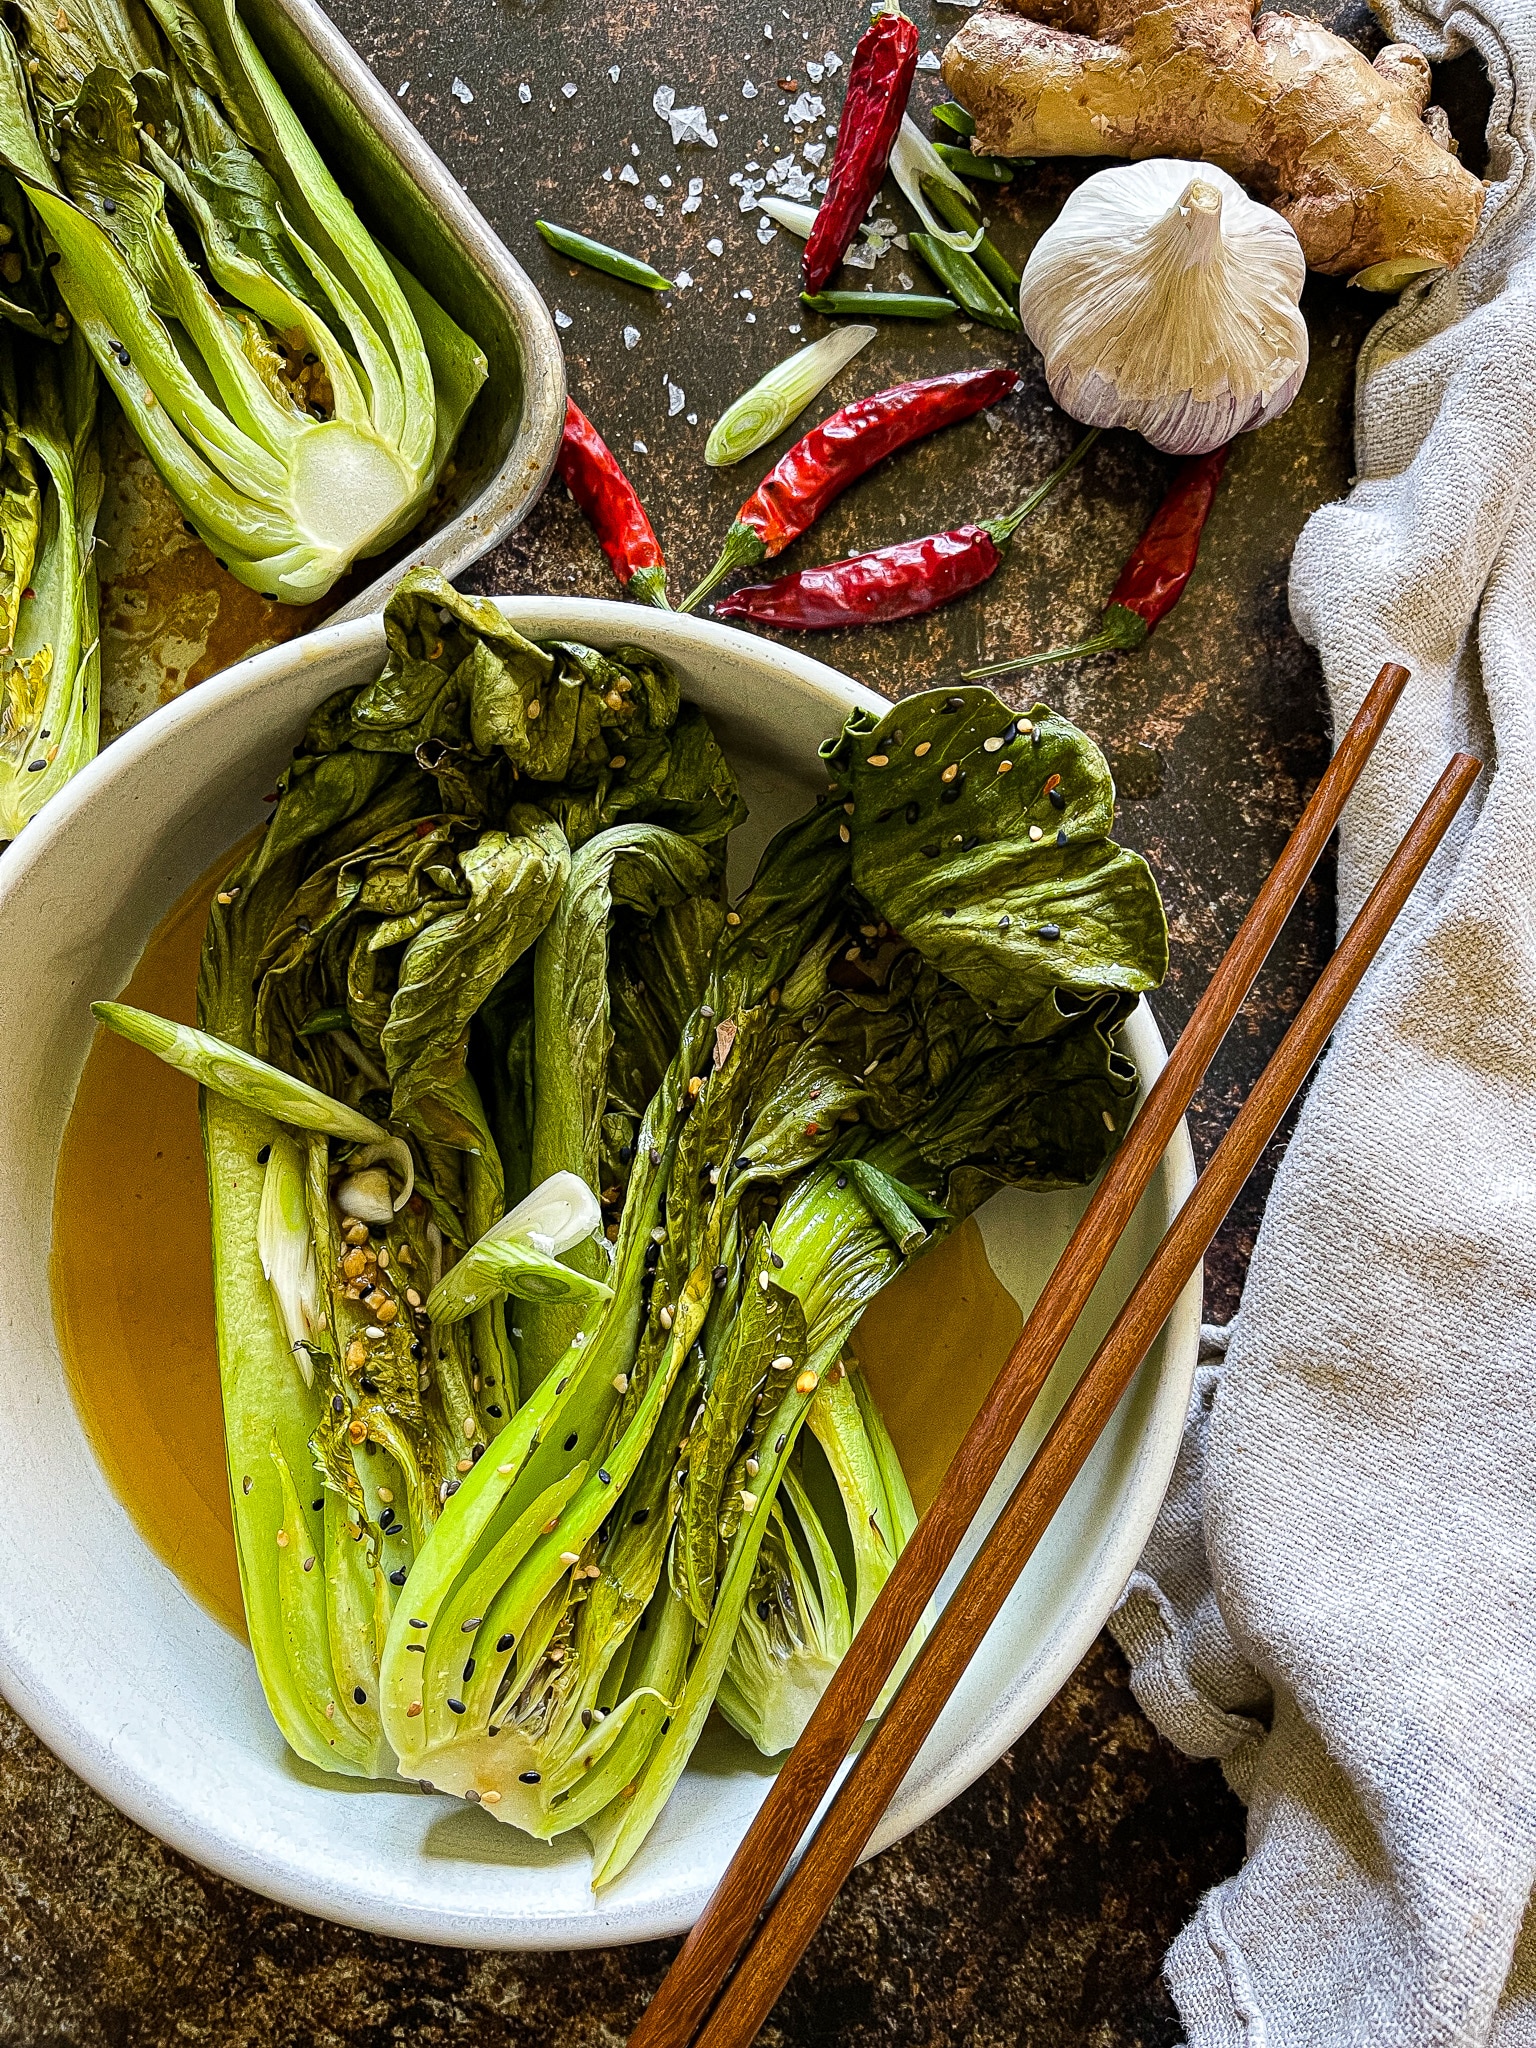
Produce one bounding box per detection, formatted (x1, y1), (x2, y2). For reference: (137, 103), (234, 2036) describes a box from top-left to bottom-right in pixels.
(0, 601), (1199, 1948)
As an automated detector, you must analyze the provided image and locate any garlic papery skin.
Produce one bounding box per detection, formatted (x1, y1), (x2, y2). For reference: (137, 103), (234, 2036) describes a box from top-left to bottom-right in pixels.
(1018, 160), (1308, 456)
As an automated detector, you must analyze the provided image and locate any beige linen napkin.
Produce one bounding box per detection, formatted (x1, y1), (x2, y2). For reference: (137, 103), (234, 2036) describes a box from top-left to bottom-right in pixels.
(1108, 0), (1536, 2038)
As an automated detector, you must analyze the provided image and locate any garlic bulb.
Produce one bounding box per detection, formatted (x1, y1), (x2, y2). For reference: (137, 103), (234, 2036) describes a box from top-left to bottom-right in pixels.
(1018, 160), (1308, 456)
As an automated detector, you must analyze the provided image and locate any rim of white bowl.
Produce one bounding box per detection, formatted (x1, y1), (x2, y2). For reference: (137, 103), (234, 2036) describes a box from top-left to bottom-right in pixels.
(0, 600), (1199, 1946)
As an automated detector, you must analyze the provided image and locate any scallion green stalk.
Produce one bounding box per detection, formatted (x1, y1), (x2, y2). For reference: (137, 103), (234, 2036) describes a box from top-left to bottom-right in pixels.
(535, 219), (673, 291)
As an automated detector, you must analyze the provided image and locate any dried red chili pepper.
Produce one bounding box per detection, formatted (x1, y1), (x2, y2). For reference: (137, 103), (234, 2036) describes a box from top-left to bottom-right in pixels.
(556, 398), (670, 608)
(967, 446), (1230, 676)
(803, 7), (919, 297)
(713, 430), (1097, 632)
(682, 365), (1019, 613)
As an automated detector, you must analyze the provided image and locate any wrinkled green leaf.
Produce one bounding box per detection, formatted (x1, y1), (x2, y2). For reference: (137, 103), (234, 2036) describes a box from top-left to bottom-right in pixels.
(829, 689), (1168, 1021)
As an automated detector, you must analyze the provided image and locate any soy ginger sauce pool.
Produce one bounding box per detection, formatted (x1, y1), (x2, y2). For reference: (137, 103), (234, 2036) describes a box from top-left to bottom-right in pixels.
(52, 853), (1025, 1641)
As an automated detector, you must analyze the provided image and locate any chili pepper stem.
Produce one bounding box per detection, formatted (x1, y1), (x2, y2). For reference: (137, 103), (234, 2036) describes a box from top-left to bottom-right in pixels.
(964, 603), (1148, 679)
(680, 522), (768, 615)
(627, 566), (673, 609)
(980, 428), (1100, 550)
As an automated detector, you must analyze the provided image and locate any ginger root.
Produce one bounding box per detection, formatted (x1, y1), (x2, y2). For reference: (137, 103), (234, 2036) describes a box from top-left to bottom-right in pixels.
(943, 0), (1486, 286)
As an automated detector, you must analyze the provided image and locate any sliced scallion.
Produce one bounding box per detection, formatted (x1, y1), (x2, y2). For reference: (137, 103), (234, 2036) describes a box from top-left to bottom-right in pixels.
(932, 100), (977, 137)
(932, 140), (1016, 184)
(534, 220), (673, 292)
(704, 324), (876, 467)
(800, 291), (959, 321)
(908, 232), (1021, 333)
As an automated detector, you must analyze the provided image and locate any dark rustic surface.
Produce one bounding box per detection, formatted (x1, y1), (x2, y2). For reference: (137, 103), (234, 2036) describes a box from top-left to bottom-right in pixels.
(0, 1), (1490, 2042)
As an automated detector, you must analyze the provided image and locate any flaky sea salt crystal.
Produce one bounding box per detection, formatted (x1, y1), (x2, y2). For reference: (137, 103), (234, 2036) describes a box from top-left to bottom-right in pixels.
(518, 82), (532, 103)
(562, 81), (579, 97)
(842, 241), (877, 270)
(602, 167), (613, 181)
(623, 325), (641, 349)
(823, 50), (841, 71)
(608, 63), (621, 79)
(706, 236), (724, 255)
(633, 440), (648, 454)
(450, 77), (474, 103)
(686, 411), (698, 424)
(917, 51), (941, 70)
(784, 92), (824, 125)
(670, 106), (716, 146)
(659, 173), (673, 188)
(643, 194), (659, 211)
(779, 164), (813, 200)
(619, 164), (640, 185)
(668, 383), (686, 416)
(745, 311), (756, 323)
(738, 192), (758, 213)
(674, 269), (693, 289)
(554, 309), (573, 329)
(802, 140), (825, 165)
(806, 60), (823, 81)
(653, 85), (676, 116)
(397, 79), (410, 96)
(742, 79), (758, 98)
(756, 223), (777, 243)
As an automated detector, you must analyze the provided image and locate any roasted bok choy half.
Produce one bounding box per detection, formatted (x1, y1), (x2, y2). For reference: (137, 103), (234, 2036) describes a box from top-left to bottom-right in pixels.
(0, 0), (485, 605)
(96, 568), (1168, 1879)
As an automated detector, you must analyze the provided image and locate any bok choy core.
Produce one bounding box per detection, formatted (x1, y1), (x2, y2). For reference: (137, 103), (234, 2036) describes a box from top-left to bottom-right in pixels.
(0, 0), (486, 604)
(97, 567), (1168, 1874)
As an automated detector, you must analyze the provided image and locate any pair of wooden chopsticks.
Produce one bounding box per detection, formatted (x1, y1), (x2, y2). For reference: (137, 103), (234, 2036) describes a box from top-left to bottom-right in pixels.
(632, 661), (1477, 2048)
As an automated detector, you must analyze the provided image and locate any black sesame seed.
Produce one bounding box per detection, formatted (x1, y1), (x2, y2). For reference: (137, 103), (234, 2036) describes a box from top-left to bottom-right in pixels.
(903, 801), (922, 827)
(26, 760), (44, 772)
(644, 1242), (660, 1269)
(353, 1686), (366, 1704)
(419, 1779), (435, 1793)
(359, 1376), (378, 1396)
(471, 1444), (484, 1463)
(331, 1394), (344, 1416)
(497, 1632), (514, 1651)
(445, 1479), (461, 1496)
(874, 806), (893, 824)
(770, 1251), (784, 1269)
(757, 1600), (771, 1620)
(447, 1698), (466, 1714)
(312, 1497), (324, 1511)
(1049, 786), (1066, 810)
(487, 1404), (503, 1418)
(922, 842), (941, 859)
(1032, 727), (1043, 747)
(557, 1377), (569, 1394)
(409, 1617), (427, 1628)
(598, 1468), (612, 1485)
(519, 1769), (541, 1783)
(462, 1616), (483, 1632)
(1001, 721), (1018, 744)
(564, 1431), (578, 1451)
(734, 1155), (751, 1171)
(102, 195), (117, 213)
(619, 1142), (633, 1164)
(389, 1567), (407, 1585)
(1038, 922), (1061, 941)
(941, 694), (965, 713)
(631, 1507), (650, 1525)
(406, 1643), (425, 1652)
(775, 1433), (787, 1453)
(1056, 827), (1068, 846)
(463, 1657), (475, 1679)
(940, 773), (966, 805)
(256, 1144), (272, 1165)
(649, 1147), (661, 1167)
(836, 1174), (848, 1189)
(961, 834), (980, 851)
(998, 915), (1012, 931)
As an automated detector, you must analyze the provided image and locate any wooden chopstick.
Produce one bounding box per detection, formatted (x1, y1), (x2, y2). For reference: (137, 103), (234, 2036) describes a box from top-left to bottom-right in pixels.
(629, 660), (1412, 2048)
(689, 746), (1481, 2048)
